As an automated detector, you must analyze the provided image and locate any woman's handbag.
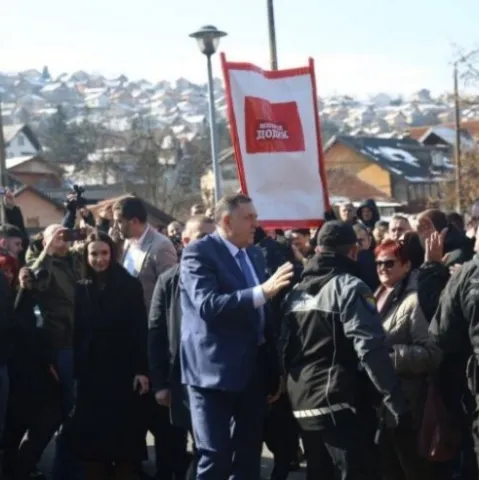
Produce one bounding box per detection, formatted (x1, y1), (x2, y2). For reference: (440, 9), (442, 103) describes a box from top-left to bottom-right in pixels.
(418, 379), (463, 462)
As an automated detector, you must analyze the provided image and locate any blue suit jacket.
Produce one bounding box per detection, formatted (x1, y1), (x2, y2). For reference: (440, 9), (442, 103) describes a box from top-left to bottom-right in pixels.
(180, 231), (275, 392)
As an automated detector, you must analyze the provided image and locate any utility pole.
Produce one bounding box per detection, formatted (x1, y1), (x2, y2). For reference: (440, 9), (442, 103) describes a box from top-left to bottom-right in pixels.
(0, 98), (6, 224)
(267, 0), (278, 70)
(453, 62), (463, 214)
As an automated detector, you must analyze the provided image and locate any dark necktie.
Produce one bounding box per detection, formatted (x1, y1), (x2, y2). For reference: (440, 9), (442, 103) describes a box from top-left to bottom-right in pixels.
(236, 250), (256, 288)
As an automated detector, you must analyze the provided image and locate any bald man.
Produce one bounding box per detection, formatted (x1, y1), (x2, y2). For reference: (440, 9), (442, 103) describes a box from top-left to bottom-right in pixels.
(148, 216), (215, 480)
(25, 224), (83, 480)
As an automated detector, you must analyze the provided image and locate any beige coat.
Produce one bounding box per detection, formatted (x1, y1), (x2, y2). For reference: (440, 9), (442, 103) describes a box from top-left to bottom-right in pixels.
(376, 271), (441, 426)
(121, 226), (177, 312)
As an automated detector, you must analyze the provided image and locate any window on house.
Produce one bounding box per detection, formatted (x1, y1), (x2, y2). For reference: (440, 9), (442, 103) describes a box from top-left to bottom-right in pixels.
(26, 217), (40, 228)
(409, 185), (416, 201)
(415, 184), (424, 198)
(393, 182), (407, 202)
(17, 135), (25, 146)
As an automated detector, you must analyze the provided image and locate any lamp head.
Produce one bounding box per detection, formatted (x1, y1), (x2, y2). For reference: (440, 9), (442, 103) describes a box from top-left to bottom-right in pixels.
(189, 25), (227, 57)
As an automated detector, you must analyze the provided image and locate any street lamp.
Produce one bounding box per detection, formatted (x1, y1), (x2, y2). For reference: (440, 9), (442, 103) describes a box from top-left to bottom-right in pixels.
(189, 25), (227, 204)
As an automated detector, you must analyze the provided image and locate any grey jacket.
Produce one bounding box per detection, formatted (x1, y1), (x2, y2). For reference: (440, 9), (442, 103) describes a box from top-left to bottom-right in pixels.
(376, 271), (442, 426)
(122, 226), (177, 312)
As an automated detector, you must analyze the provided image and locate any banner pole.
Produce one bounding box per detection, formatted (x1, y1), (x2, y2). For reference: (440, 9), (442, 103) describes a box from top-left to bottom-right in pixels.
(267, 0), (278, 70)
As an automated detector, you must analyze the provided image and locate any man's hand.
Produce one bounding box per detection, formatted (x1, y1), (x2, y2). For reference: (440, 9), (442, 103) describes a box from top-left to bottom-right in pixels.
(49, 364), (60, 382)
(4, 188), (16, 209)
(261, 262), (294, 299)
(449, 264), (463, 276)
(18, 267), (33, 290)
(267, 377), (284, 404)
(78, 222), (94, 237)
(65, 193), (77, 212)
(79, 207), (90, 219)
(155, 389), (171, 407)
(133, 375), (149, 395)
(99, 205), (113, 221)
(424, 228), (447, 263)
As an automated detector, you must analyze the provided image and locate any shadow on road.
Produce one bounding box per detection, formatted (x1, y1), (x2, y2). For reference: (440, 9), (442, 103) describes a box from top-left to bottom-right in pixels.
(39, 441), (306, 479)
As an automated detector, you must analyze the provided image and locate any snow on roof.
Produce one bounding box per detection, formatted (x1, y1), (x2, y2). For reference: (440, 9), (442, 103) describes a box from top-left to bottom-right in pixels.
(421, 126), (477, 150)
(365, 146), (419, 167)
(6, 155), (35, 169)
(405, 176), (431, 182)
(40, 82), (63, 92)
(183, 114), (206, 124)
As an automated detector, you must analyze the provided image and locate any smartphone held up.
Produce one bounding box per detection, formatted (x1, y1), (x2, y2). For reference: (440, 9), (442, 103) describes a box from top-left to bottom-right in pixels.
(61, 228), (87, 242)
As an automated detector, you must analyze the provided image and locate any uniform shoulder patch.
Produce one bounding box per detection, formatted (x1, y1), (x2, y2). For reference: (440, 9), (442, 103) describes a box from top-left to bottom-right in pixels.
(360, 293), (377, 312)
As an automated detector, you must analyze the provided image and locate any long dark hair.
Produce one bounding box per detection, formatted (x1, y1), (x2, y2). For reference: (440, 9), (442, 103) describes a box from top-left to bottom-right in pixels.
(81, 231), (117, 280)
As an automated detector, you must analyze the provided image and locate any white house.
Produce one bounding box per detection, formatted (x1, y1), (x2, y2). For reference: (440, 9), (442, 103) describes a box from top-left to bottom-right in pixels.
(3, 124), (42, 158)
(84, 92), (110, 109)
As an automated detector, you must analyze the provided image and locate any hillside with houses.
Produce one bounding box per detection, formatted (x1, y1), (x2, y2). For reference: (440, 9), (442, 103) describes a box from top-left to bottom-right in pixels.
(2, 67), (479, 227)
(3, 67), (479, 138)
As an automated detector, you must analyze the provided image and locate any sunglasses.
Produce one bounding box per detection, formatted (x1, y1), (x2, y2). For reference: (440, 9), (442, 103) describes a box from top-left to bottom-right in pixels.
(375, 259), (397, 269)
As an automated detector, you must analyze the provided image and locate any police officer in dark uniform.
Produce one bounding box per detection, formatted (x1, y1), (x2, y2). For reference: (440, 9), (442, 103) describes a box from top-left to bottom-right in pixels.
(429, 257), (479, 478)
(281, 221), (410, 480)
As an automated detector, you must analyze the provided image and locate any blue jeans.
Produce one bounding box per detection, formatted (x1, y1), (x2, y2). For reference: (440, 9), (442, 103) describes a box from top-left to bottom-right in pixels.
(52, 348), (84, 480)
(0, 365), (9, 443)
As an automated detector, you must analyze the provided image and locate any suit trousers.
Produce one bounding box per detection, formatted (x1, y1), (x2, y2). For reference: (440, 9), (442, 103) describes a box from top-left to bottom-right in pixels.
(147, 396), (190, 480)
(187, 371), (266, 480)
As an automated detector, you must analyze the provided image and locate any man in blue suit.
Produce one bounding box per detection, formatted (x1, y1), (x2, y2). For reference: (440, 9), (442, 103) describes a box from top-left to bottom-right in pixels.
(180, 193), (294, 479)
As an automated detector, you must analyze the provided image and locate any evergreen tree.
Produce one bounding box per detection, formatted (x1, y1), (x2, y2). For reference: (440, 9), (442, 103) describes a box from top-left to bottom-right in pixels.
(41, 66), (51, 81)
(41, 106), (94, 165)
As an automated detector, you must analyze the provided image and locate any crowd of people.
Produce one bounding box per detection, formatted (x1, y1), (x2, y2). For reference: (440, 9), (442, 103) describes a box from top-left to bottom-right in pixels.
(0, 188), (478, 480)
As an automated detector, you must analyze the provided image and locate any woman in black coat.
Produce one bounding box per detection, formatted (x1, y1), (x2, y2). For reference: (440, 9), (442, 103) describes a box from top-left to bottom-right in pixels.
(67, 231), (149, 480)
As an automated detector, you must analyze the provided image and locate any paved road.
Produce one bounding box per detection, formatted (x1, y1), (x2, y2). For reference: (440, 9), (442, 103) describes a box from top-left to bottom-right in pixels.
(38, 433), (306, 479)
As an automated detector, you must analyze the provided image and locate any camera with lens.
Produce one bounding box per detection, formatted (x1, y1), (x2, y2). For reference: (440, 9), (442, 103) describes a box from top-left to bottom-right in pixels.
(65, 184), (87, 211)
(72, 184), (86, 209)
(29, 267), (49, 284)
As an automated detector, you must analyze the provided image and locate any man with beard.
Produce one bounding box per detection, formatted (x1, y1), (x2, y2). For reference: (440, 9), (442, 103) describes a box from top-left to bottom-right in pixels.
(112, 196), (177, 312)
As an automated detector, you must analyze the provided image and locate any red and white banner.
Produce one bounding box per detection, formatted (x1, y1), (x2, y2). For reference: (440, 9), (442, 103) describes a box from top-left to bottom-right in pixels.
(221, 54), (329, 229)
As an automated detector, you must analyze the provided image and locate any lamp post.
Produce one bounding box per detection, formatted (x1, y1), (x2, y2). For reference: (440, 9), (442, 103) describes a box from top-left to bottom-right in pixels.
(189, 25), (227, 205)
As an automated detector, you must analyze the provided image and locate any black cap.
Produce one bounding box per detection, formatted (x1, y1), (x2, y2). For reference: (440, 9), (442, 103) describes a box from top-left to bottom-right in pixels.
(317, 221), (357, 249)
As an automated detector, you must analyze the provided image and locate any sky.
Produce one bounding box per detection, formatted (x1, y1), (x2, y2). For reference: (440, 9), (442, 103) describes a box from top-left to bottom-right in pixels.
(2, 0), (479, 97)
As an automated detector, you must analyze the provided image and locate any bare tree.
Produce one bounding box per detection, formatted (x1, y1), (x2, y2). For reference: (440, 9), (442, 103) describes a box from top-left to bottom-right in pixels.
(125, 116), (210, 217)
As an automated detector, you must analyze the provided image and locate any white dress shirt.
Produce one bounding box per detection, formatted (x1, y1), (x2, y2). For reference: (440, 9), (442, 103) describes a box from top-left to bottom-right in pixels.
(123, 225), (150, 277)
